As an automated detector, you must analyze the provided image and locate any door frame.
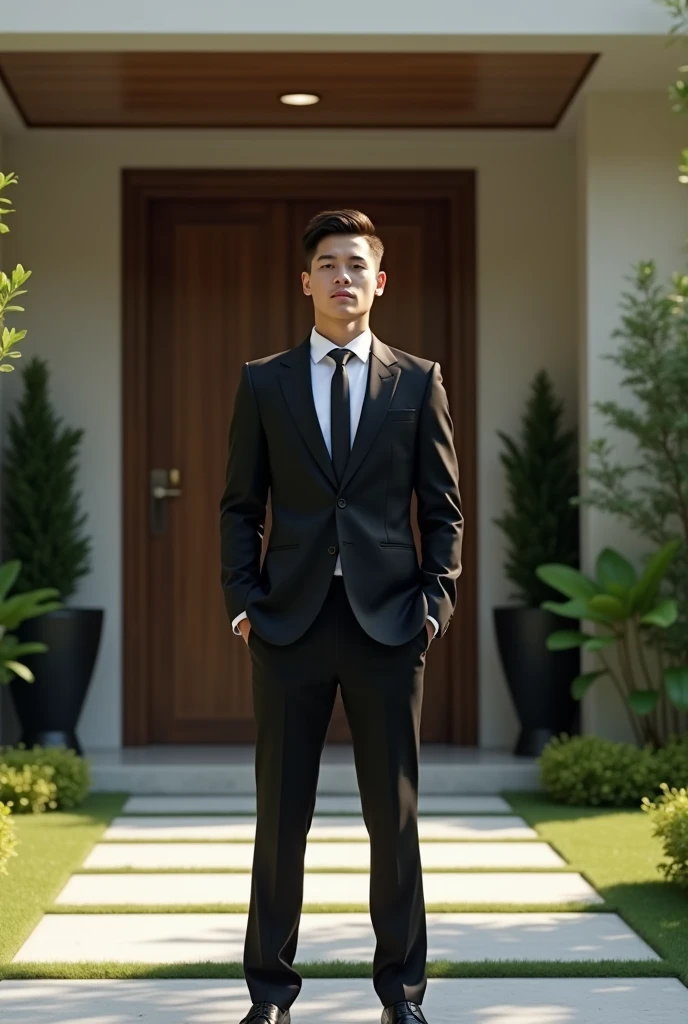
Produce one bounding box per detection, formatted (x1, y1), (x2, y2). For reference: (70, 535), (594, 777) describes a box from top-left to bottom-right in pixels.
(122, 168), (478, 746)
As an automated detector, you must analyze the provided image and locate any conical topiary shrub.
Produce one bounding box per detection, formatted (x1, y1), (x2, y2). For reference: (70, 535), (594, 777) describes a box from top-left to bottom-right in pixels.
(492, 368), (581, 755)
(1, 355), (102, 752)
(1, 355), (91, 600)
(493, 368), (580, 607)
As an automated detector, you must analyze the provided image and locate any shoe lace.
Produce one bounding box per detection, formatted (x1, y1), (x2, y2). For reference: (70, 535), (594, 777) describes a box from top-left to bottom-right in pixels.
(251, 1002), (278, 1021)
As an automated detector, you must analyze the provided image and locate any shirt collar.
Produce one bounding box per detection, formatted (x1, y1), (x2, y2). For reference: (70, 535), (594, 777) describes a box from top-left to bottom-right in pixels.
(310, 326), (372, 365)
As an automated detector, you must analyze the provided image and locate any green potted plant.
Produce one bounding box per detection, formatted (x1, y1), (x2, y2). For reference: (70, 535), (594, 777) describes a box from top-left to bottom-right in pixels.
(576, 260), (688, 674)
(536, 541), (688, 746)
(0, 170), (62, 690)
(493, 369), (581, 755)
(577, 3), (688, 675)
(1, 356), (103, 753)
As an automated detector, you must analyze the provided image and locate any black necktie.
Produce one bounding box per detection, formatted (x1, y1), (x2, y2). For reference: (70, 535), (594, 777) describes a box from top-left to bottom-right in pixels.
(329, 347), (355, 484)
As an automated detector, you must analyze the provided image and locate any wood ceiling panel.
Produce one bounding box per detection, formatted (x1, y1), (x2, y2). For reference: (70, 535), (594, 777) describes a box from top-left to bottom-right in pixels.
(0, 51), (597, 129)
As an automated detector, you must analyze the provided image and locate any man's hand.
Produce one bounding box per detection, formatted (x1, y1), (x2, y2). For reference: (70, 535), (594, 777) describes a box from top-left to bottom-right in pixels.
(238, 619), (252, 644)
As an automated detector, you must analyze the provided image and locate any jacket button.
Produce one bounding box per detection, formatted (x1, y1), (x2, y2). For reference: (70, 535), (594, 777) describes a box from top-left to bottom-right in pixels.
(328, 545), (336, 555)
(337, 498), (347, 508)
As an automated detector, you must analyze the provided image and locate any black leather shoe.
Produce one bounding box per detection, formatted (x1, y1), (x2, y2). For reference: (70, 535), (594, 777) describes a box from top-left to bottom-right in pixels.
(382, 1000), (428, 1024)
(239, 1001), (291, 1024)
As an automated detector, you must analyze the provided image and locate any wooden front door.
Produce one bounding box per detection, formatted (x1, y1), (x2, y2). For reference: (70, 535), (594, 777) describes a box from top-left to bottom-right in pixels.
(123, 171), (477, 746)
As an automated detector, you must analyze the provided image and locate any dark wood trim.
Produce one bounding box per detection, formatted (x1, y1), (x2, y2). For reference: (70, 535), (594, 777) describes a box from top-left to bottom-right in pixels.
(0, 60), (30, 126)
(1, 50), (597, 131)
(449, 177), (478, 745)
(122, 169), (478, 746)
(553, 54), (599, 127)
(15, 121), (585, 132)
(121, 173), (152, 745)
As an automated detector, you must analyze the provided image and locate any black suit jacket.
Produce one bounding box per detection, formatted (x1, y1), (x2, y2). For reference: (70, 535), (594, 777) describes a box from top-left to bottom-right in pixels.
(220, 334), (463, 647)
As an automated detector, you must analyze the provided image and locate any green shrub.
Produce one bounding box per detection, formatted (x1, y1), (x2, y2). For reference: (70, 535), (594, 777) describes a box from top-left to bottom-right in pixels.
(651, 734), (688, 789)
(539, 733), (688, 806)
(0, 763), (57, 813)
(539, 734), (654, 806)
(642, 782), (688, 888)
(0, 802), (18, 874)
(0, 744), (90, 810)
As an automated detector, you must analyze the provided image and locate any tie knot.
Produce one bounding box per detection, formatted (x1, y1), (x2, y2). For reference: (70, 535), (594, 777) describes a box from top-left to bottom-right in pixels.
(328, 347), (354, 368)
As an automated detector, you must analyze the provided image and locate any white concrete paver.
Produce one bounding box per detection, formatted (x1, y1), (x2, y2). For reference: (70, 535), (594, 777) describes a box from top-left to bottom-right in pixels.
(123, 794), (513, 814)
(55, 871), (603, 906)
(104, 815), (537, 841)
(8, 791), (684, 1021)
(2, 978), (687, 1023)
(13, 912), (661, 964)
(83, 840), (565, 870)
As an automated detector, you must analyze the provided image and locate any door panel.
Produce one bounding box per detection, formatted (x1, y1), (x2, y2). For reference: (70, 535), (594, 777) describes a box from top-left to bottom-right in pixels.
(124, 171), (476, 746)
(148, 200), (287, 741)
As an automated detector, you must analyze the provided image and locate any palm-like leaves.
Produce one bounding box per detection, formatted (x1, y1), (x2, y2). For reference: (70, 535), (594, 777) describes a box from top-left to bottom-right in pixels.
(536, 540), (687, 744)
(0, 561), (61, 683)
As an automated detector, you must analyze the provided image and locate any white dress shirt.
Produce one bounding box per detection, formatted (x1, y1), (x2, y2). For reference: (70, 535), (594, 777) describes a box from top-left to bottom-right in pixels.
(232, 326), (438, 639)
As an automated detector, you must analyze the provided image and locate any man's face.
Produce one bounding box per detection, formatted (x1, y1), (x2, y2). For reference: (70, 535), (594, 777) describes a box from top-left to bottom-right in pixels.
(302, 234), (386, 320)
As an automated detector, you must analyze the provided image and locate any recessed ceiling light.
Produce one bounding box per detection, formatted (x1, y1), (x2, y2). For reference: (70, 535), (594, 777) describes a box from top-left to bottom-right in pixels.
(279, 93), (321, 107)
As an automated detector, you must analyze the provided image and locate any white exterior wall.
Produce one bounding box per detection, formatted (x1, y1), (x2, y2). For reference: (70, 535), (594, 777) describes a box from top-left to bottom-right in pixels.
(578, 92), (687, 741)
(1, 127), (578, 750)
(0, 1), (669, 36)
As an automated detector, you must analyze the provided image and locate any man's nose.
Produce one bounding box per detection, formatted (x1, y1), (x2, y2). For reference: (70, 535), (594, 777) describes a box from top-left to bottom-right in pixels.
(334, 269), (352, 284)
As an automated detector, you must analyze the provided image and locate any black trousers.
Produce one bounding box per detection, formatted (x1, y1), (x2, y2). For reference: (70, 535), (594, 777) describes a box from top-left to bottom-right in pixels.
(243, 575), (429, 1010)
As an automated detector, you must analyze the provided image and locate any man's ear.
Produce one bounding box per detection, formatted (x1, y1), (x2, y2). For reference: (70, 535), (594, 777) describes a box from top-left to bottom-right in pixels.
(375, 270), (387, 296)
(301, 271), (312, 296)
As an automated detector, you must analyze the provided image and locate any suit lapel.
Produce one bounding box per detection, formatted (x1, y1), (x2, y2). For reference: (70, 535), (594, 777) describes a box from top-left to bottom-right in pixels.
(339, 334), (400, 492)
(278, 336), (339, 489)
(278, 333), (400, 492)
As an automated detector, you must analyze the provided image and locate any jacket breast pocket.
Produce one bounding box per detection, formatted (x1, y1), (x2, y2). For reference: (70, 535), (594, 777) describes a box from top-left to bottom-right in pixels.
(386, 409), (416, 422)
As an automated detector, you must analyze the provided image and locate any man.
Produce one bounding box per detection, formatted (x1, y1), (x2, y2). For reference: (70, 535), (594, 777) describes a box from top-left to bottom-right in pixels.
(220, 209), (463, 1024)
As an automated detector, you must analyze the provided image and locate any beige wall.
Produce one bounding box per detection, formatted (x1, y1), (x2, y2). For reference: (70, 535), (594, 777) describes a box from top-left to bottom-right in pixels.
(578, 92), (687, 740)
(1, 126), (578, 749)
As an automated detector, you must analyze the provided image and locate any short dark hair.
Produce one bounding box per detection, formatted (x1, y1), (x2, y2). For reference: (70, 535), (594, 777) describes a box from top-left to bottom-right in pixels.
(303, 209), (384, 271)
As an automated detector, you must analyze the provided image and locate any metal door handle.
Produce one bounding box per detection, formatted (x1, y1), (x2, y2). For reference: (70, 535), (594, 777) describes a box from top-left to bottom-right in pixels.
(152, 485), (182, 500)
(150, 469), (182, 535)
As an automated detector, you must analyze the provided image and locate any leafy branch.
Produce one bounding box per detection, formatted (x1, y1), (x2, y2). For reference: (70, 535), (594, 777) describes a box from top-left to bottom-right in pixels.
(0, 171), (32, 372)
(574, 260), (688, 662)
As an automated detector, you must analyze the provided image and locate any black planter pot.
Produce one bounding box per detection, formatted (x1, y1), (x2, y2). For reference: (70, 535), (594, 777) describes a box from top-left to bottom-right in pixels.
(493, 606), (581, 757)
(9, 608), (104, 754)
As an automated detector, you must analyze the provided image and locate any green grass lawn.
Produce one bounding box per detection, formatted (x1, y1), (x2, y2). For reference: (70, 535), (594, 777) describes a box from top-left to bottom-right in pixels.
(1, 788), (687, 985)
(508, 791), (688, 985)
(1, 960), (675, 981)
(0, 793), (127, 964)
